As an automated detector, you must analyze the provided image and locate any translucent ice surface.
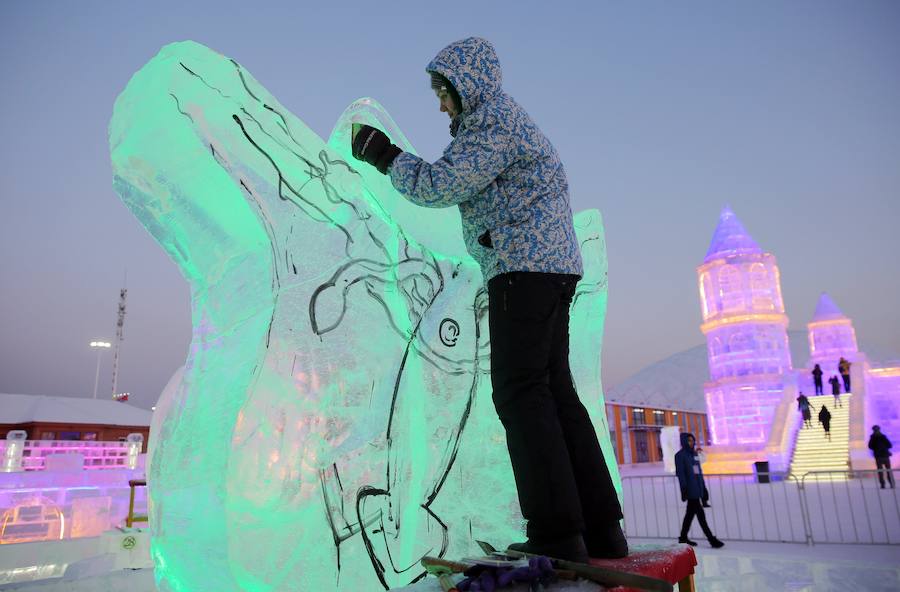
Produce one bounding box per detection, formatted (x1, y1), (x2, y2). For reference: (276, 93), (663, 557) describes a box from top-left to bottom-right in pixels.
(110, 41), (620, 591)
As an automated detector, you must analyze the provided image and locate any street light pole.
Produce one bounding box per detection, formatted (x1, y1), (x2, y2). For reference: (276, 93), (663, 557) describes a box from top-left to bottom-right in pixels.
(90, 341), (111, 399)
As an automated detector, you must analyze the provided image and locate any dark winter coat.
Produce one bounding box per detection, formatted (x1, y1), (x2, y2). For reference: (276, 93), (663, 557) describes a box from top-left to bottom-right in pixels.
(812, 366), (823, 381)
(675, 432), (707, 501)
(830, 377), (841, 395)
(390, 37), (583, 283)
(818, 406), (831, 430)
(839, 359), (851, 376)
(869, 432), (893, 458)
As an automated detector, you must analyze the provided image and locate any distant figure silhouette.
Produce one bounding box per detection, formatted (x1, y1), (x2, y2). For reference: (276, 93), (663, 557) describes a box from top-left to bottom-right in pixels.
(838, 357), (852, 393)
(797, 392), (813, 429)
(812, 364), (824, 396)
(829, 376), (842, 407)
(868, 426), (895, 489)
(818, 405), (832, 441)
(675, 433), (724, 548)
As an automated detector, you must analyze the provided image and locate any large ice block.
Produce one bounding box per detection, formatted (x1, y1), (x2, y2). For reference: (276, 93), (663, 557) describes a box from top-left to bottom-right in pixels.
(110, 41), (619, 591)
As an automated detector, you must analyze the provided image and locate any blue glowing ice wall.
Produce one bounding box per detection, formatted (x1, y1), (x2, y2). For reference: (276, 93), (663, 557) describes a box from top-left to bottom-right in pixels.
(110, 41), (620, 591)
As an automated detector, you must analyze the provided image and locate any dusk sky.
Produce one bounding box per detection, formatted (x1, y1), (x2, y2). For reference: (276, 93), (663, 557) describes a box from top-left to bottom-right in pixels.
(1, 1), (898, 411)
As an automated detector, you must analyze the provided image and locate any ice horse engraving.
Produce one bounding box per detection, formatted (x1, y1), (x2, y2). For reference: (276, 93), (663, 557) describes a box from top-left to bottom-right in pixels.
(110, 41), (619, 591)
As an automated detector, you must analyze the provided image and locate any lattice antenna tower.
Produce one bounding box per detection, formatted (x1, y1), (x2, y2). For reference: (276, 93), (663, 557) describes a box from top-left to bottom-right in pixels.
(111, 274), (128, 398)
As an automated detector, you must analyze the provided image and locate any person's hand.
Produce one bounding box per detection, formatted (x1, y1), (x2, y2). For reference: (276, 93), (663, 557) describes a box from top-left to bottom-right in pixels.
(351, 125), (402, 174)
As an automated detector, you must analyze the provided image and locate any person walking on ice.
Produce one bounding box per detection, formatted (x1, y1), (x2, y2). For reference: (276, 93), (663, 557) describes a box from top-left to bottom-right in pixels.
(869, 426), (895, 489)
(351, 37), (626, 563)
(839, 357), (852, 393)
(829, 375), (842, 407)
(818, 405), (832, 441)
(812, 363), (824, 396)
(675, 433), (724, 548)
(797, 392), (813, 429)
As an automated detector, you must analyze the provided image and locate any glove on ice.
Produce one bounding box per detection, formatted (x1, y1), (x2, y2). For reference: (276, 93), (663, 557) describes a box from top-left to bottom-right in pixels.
(352, 125), (402, 174)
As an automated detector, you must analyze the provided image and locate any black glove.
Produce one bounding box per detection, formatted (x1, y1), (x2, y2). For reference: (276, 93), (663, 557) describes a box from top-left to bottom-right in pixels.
(351, 125), (403, 174)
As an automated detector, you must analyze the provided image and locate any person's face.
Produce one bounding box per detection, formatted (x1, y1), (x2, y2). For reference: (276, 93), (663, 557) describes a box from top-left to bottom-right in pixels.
(436, 88), (458, 118)
(687, 436), (695, 449)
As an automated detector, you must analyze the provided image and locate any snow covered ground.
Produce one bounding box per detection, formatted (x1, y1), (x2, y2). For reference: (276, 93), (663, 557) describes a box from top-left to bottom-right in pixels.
(686, 538), (900, 591)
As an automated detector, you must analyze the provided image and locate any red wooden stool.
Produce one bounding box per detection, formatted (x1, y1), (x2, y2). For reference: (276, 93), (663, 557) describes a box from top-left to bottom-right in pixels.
(589, 544), (697, 592)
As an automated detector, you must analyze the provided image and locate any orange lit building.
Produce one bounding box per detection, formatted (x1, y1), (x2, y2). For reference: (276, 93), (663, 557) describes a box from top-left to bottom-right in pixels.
(604, 402), (709, 465)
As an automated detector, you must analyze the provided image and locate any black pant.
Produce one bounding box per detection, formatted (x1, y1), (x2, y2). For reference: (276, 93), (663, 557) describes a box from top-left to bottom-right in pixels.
(680, 499), (714, 539)
(842, 374), (851, 393)
(814, 378), (823, 395)
(488, 272), (622, 540)
(876, 457), (895, 488)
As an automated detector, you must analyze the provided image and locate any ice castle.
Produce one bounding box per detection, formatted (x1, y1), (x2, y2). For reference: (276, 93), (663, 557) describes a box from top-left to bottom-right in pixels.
(697, 206), (900, 474)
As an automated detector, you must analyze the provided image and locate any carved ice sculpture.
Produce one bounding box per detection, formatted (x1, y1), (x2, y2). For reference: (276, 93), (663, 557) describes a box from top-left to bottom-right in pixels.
(110, 41), (620, 591)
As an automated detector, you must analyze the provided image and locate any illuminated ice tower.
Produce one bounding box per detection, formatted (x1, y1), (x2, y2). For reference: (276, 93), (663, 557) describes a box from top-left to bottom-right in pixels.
(697, 206), (793, 446)
(807, 292), (859, 378)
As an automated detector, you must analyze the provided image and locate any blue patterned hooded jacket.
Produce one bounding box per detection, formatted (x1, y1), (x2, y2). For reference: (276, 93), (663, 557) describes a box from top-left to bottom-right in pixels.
(389, 37), (584, 282)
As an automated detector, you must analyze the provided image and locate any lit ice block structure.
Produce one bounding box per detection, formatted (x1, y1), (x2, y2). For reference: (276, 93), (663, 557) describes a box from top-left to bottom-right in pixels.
(698, 207), (793, 445)
(0, 429), (149, 547)
(0, 468), (147, 544)
(865, 366), (900, 464)
(110, 41), (620, 591)
(806, 292), (859, 389)
(696, 207), (796, 473)
(805, 293), (900, 471)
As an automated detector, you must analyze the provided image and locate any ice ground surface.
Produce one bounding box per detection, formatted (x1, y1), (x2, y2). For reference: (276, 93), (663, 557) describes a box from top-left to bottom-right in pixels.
(3, 540), (899, 592)
(109, 41), (619, 591)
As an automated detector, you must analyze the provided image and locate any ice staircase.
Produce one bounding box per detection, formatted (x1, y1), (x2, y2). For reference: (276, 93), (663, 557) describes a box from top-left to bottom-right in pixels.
(790, 393), (852, 476)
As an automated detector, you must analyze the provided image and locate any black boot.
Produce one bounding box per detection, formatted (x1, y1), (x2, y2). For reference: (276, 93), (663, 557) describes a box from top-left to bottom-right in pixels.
(584, 523), (629, 559)
(708, 536), (724, 548)
(678, 536), (698, 547)
(507, 533), (589, 563)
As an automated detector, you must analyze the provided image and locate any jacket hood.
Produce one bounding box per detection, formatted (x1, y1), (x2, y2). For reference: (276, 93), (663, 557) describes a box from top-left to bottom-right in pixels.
(426, 37), (502, 114)
(680, 432), (695, 450)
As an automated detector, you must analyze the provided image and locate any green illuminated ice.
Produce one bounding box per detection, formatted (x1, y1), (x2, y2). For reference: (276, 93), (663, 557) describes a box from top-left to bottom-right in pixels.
(109, 41), (621, 591)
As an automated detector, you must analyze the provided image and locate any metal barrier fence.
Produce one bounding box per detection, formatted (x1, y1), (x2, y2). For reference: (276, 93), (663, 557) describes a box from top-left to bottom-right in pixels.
(621, 469), (900, 545)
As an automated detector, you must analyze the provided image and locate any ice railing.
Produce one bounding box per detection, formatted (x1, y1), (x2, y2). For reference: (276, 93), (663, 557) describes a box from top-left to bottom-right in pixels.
(0, 439), (143, 471)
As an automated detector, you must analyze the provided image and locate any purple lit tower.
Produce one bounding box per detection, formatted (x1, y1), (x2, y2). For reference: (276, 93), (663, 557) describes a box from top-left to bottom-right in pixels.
(807, 292), (859, 379)
(697, 206), (793, 448)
